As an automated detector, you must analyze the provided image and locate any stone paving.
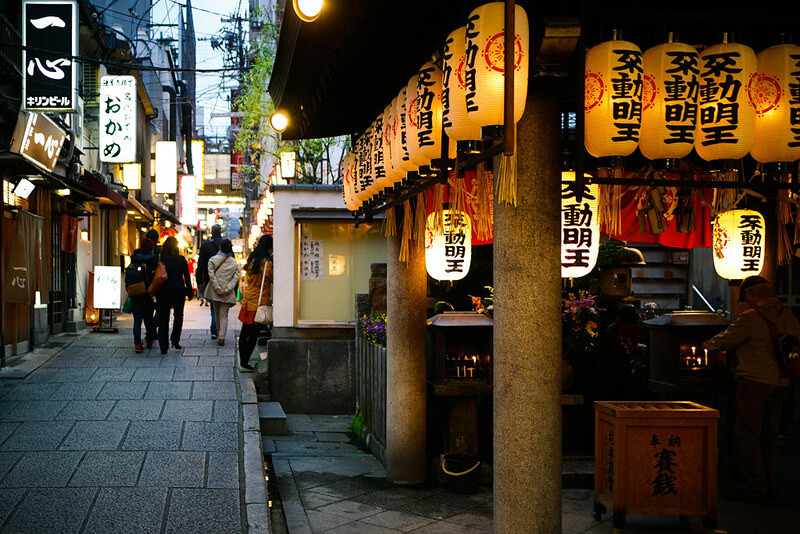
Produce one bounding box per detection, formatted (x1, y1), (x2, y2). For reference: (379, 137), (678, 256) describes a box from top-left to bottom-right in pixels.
(0, 302), (269, 533)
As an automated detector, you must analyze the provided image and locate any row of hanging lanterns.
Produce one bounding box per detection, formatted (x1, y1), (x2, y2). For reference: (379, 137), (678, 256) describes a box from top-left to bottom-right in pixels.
(585, 36), (800, 165)
(342, 1), (530, 213)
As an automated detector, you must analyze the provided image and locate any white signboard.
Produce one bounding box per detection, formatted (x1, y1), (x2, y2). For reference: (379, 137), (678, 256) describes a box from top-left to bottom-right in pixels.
(93, 265), (122, 309)
(300, 239), (323, 281)
(179, 174), (197, 224)
(99, 75), (137, 163)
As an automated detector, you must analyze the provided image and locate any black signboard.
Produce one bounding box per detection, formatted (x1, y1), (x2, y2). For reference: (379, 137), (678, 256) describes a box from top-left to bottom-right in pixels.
(23, 0), (77, 112)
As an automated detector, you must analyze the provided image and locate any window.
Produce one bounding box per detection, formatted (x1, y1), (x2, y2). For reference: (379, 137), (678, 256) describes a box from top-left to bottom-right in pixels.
(296, 221), (385, 324)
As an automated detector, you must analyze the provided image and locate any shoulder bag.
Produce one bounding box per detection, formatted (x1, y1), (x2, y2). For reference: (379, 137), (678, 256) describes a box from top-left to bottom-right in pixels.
(148, 255), (168, 297)
(754, 308), (800, 380)
(253, 262), (273, 325)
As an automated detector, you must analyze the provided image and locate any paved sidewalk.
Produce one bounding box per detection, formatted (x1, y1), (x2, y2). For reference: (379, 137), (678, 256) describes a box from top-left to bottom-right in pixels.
(0, 300), (269, 533)
(264, 415), (800, 533)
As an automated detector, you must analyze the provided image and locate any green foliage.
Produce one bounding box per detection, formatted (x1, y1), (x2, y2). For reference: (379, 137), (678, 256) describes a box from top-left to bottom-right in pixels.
(349, 408), (364, 437)
(433, 301), (454, 315)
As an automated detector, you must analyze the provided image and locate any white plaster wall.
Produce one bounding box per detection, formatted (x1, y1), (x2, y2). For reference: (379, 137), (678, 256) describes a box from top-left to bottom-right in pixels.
(272, 187), (344, 328)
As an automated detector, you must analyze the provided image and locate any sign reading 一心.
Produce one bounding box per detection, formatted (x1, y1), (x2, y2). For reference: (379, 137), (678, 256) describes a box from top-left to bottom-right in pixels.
(93, 265), (121, 309)
(10, 111), (67, 172)
(99, 75), (137, 163)
(23, 0), (78, 112)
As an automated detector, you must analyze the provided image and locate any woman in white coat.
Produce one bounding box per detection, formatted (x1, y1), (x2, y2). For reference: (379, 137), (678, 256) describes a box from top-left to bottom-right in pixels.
(204, 239), (240, 346)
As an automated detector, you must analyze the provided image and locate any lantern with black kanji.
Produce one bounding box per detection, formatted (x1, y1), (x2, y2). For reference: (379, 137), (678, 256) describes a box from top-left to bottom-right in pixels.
(412, 62), (444, 163)
(392, 89), (416, 173)
(584, 39), (644, 158)
(640, 39), (699, 161)
(749, 44), (800, 163)
(425, 209), (472, 281)
(405, 70), (429, 168)
(561, 172), (599, 278)
(371, 115), (392, 191)
(695, 39), (757, 162)
(712, 209), (765, 279)
(443, 26), (482, 143)
(382, 103), (401, 187)
(464, 2), (529, 128)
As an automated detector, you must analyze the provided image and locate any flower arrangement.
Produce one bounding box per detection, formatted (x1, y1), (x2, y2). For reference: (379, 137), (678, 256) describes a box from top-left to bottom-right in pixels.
(642, 301), (660, 320)
(469, 286), (494, 318)
(562, 291), (603, 353)
(359, 312), (387, 347)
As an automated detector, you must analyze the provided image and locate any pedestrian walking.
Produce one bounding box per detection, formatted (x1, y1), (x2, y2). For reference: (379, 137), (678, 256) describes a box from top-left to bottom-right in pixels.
(154, 236), (193, 354)
(128, 237), (158, 353)
(146, 229), (163, 334)
(205, 239), (240, 346)
(197, 224), (224, 337)
(705, 275), (800, 503)
(237, 235), (273, 371)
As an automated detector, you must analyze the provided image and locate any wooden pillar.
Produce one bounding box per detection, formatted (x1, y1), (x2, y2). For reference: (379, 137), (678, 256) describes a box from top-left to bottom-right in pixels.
(494, 85), (563, 532)
(386, 234), (427, 484)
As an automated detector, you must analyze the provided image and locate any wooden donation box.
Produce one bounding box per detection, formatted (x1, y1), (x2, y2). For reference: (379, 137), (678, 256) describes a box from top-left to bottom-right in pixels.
(594, 401), (719, 530)
(427, 312), (492, 455)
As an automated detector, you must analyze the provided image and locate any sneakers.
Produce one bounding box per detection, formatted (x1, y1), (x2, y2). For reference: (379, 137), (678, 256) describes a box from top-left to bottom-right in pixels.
(211, 333), (218, 340)
(134, 342), (144, 353)
(145, 336), (155, 349)
(239, 364), (255, 372)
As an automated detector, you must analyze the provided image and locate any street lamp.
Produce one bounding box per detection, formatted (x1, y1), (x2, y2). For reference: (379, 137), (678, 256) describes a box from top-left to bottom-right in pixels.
(293, 0), (322, 22)
(269, 111), (289, 133)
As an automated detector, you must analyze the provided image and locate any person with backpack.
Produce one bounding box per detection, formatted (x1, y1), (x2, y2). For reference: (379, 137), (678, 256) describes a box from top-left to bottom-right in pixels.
(204, 239), (240, 346)
(154, 236), (193, 354)
(705, 275), (800, 503)
(126, 237), (158, 353)
(197, 224), (224, 339)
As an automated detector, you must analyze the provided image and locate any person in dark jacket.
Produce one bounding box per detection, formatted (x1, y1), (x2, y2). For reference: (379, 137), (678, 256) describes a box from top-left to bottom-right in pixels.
(155, 236), (193, 354)
(129, 237), (158, 353)
(197, 224), (223, 338)
(145, 229), (162, 255)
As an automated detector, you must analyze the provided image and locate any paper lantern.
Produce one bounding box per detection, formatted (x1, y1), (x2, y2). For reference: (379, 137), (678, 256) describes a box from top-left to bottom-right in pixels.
(122, 163), (141, 190)
(425, 209), (472, 281)
(464, 2), (529, 127)
(405, 71), (429, 167)
(412, 62), (445, 162)
(443, 26), (482, 142)
(355, 126), (378, 201)
(712, 209), (765, 279)
(392, 90), (416, 172)
(280, 151), (297, 178)
(341, 152), (359, 211)
(640, 41), (699, 160)
(372, 114), (392, 190)
(154, 141), (177, 194)
(585, 40), (643, 158)
(382, 103), (401, 185)
(179, 175), (197, 225)
(749, 44), (800, 163)
(694, 42), (756, 161)
(561, 172), (599, 278)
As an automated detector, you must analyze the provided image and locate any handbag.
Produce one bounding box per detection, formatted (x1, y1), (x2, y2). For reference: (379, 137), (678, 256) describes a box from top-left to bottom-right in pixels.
(253, 262), (272, 325)
(148, 257), (168, 296)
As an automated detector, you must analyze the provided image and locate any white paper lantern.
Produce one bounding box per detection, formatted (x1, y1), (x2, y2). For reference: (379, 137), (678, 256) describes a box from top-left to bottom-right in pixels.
(464, 2), (529, 127)
(713, 209), (765, 279)
(425, 209), (472, 281)
(585, 40), (643, 158)
(749, 44), (800, 163)
(405, 71), (430, 167)
(561, 172), (599, 278)
(695, 42), (757, 161)
(382, 103), (401, 185)
(414, 62), (445, 162)
(392, 89), (416, 172)
(640, 41), (699, 160)
(341, 151), (360, 211)
(443, 26), (482, 142)
(154, 141), (177, 194)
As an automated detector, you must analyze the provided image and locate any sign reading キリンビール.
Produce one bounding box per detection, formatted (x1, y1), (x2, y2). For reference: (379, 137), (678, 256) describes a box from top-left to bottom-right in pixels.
(23, 0), (78, 112)
(99, 75), (137, 163)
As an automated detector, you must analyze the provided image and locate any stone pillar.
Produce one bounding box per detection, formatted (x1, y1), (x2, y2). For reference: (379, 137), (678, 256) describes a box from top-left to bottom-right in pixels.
(386, 235), (427, 484)
(494, 85), (563, 532)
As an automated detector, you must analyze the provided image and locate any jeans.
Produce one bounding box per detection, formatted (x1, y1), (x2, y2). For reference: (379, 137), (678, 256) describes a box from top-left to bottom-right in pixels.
(156, 296), (186, 352)
(239, 322), (263, 366)
(130, 295), (156, 344)
(210, 300), (217, 335)
(213, 301), (233, 340)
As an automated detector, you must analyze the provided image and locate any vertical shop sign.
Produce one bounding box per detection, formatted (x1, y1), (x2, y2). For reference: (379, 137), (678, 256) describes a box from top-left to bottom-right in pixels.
(23, 0), (77, 112)
(99, 75), (137, 163)
(179, 175), (197, 225)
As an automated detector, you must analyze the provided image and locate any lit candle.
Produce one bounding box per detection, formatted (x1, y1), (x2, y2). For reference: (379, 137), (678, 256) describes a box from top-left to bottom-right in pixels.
(704, 348), (708, 366)
(691, 346), (696, 356)
(457, 366), (461, 378)
(468, 368), (473, 378)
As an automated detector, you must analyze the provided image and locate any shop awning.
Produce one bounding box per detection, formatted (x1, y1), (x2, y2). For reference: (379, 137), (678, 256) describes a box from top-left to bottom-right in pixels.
(125, 194), (154, 222)
(146, 201), (181, 226)
(80, 170), (127, 209)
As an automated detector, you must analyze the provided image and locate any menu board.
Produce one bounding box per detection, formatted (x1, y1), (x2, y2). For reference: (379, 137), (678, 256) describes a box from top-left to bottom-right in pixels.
(93, 266), (121, 309)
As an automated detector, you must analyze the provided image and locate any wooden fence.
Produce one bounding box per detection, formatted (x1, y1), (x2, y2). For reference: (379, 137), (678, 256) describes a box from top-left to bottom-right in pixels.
(354, 336), (387, 465)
